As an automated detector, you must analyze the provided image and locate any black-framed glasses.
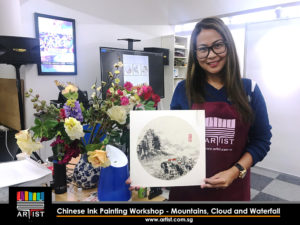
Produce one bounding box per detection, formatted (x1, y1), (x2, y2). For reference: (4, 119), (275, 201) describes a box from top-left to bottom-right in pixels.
(195, 41), (227, 59)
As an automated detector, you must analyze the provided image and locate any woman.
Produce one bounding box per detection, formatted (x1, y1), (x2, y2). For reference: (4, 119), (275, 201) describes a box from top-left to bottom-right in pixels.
(169, 17), (272, 201)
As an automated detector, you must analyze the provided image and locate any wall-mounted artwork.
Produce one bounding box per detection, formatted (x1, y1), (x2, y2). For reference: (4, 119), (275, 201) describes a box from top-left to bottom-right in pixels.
(34, 13), (77, 75)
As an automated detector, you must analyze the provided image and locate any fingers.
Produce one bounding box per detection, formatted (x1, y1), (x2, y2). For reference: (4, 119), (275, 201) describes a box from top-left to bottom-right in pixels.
(129, 186), (140, 191)
(125, 178), (141, 191)
(125, 178), (131, 185)
(201, 177), (226, 189)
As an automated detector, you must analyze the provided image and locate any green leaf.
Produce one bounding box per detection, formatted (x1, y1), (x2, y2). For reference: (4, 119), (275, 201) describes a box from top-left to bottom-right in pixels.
(63, 91), (78, 100)
(30, 126), (42, 138)
(144, 101), (156, 110)
(34, 118), (42, 126)
(86, 143), (103, 152)
(44, 120), (59, 129)
(102, 137), (109, 145)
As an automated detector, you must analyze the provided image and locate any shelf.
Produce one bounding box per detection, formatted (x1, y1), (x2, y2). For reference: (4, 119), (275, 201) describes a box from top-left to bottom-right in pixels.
(174, 66), (187, 68)
(162, 35), (189, 92)
(175, 46), (187, 50)
(174, 56), (187, 59)
(174, 44), (186, 49)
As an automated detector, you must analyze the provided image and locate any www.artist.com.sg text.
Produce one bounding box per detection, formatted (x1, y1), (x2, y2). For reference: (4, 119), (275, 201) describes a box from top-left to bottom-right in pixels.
(145, 217), (193, 223)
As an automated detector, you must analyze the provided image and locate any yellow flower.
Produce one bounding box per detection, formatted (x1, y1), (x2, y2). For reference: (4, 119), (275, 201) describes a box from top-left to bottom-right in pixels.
(87, 150), (111, 168)
(66, 99), (75, 107)
(15, 130), (43, 155)
(114, 70), (120, 75)
(91, 84), (96, 89)
(96, 86), (102, 92)
(134, 94), (140, 102)
(106, 105), (127, 125)
(109, 87), (114, 93)
(117, 61), (123, 67)
(64, 117), (84, 140)
(114, 78), (120, 84)
(62, 84), (78, 95)
(114, 61), (123, 68)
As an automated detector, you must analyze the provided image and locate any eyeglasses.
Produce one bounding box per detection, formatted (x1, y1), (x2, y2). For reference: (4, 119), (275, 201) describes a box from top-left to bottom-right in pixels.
(195, 41), (227, 59)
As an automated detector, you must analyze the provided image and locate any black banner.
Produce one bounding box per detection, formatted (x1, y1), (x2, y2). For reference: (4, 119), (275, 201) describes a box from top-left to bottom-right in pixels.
(2, 186), (299, 224)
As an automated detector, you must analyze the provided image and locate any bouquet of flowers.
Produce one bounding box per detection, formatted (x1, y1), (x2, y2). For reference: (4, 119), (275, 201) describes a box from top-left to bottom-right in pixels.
(15, 61), (161, 169)
(83, 61), (160, 168)
(15, 83), (85, 164)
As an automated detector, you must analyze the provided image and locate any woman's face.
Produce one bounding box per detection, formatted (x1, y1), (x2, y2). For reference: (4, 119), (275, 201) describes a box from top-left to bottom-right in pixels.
(196, 29), (227, 77)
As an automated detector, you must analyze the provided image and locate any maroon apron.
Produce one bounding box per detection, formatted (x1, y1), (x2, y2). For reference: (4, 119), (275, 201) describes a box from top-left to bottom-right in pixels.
(169, 102), (251, 201)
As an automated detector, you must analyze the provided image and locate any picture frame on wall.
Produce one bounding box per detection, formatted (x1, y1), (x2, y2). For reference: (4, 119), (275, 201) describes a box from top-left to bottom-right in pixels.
(34, 13), (77, 75)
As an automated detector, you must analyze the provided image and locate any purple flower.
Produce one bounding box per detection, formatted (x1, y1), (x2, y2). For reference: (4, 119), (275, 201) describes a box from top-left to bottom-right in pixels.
(63, 100), (83, 122)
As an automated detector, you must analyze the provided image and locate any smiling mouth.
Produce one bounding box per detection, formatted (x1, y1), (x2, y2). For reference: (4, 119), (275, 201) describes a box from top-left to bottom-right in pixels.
(207, 61), (220, 67)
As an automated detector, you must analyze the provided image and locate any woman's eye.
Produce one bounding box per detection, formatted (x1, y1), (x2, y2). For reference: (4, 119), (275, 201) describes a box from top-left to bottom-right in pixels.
(198, 47), (207, 52)
(214, 43), (224, 49)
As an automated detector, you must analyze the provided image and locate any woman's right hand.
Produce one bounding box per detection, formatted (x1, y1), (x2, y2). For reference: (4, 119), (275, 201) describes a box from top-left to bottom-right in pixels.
(125, 177), (140, 191)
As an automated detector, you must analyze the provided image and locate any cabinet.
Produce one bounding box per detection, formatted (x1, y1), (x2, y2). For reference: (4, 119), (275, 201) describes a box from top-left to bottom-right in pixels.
(161, 35), (189, 91)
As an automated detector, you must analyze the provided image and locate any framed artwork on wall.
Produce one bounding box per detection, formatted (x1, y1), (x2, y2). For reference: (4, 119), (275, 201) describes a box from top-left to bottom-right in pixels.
(34, 13), (77, 75)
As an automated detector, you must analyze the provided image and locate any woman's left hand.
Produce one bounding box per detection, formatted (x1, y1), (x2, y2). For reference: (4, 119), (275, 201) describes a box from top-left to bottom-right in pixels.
(201, 167), (239, 189)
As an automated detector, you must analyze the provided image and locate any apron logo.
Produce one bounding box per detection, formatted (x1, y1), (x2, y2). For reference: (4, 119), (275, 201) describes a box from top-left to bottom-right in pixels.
(206, 117), (235, 149)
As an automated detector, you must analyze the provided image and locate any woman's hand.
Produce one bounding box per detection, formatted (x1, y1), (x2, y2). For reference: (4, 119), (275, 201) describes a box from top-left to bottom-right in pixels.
(201, 166), (239, 189)
(125, 177), (140, 191)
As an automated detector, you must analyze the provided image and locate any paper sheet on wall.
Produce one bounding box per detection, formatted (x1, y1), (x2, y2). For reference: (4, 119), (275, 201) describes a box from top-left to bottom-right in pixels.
(130, 110), (206, 187)
(0, 158), (52, 188)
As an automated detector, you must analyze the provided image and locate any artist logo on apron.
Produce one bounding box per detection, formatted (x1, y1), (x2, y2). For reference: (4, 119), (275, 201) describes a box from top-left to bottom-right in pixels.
(206, 117), (236, 152)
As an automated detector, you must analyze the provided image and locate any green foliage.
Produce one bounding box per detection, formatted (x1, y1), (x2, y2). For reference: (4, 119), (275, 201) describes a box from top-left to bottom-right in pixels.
(63, 91), (78, 100)
(144, 101), (156, 110)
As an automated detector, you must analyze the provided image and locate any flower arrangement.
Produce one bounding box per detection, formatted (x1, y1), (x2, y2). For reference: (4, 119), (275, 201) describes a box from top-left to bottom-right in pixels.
(83, 61), (160, 168)
(15, 61), (160, 169)
(15, 83), (85, 164)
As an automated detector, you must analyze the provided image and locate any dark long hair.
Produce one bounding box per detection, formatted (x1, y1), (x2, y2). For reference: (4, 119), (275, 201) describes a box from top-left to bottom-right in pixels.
(186, 17), (253, 123)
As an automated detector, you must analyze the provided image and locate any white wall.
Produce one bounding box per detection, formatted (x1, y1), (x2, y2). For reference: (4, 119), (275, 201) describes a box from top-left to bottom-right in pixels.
(245, 18), (300, 177)
(0, 0), (174, 161)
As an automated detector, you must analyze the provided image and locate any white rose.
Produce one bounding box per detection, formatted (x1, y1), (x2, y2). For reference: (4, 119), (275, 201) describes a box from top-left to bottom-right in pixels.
(15, 130), (43, 155)
(107, 105), (127, 125)
(64, 117), (84, 140)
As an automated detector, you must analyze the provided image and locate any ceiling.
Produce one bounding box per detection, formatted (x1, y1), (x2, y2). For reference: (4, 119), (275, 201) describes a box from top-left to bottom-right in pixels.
(42, 0), (300, 25)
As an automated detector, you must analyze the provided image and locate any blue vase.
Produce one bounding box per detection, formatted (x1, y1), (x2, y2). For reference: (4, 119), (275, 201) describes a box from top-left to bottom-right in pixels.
(73, 153), (100, 189)
(72, 124), (103, 189)
(98, 145), (131, 201)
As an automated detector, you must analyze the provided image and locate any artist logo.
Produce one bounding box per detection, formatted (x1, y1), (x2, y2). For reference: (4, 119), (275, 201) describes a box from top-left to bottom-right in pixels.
(16, 191), (45, 219)
(10, 187), (51, 224)
(205, 117), (235, 149)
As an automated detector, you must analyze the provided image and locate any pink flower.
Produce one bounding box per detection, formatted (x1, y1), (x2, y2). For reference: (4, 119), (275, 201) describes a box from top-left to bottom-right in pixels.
(117, 89), (123, 96)
(137, 87), (143, 96)
(120, 96), (129, 106)
(142, 85), (153, 100)
(124, 82), (133, 91)
(59, 108), (66, 120)
(151, 93), (161, 107)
